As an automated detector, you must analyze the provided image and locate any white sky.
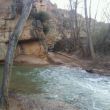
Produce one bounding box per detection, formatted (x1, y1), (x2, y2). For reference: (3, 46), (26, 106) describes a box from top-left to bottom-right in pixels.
(50, 0), (110, 22)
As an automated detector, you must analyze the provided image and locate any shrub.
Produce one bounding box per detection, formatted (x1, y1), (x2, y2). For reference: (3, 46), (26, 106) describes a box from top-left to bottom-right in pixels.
(31, 11), (50, 35)
(31, 11), (50, 23)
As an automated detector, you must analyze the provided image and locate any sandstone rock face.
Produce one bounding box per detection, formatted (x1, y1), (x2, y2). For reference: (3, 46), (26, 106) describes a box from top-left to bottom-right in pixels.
(0, 0), (58, 63)
(0, 43), (7, 60)
(15, 41), (46, 59)
(15, 55), (49, 65)
(35, 1), (47, 12)
(0, 0), (48, 63)
(0, 17), (47, 62)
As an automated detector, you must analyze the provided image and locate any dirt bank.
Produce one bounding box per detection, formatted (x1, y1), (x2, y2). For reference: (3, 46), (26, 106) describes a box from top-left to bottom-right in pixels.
(14, 55), (49, 66)
(48, 52), (110, 75)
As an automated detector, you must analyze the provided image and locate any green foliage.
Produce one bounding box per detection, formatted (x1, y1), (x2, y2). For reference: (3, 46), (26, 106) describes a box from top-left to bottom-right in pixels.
(31, 10), (50, 35)
(37, 11), (50, 23)
(31, 11), (50, 23)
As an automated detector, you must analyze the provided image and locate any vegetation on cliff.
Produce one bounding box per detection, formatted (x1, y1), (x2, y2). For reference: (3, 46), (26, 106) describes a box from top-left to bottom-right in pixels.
(31, 11), (50, 35)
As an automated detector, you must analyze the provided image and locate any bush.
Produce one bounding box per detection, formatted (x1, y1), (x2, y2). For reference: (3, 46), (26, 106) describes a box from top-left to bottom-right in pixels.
(31, 10), (50, 35)
(54, 38), (76, 53)
(31, 11), (50, 23)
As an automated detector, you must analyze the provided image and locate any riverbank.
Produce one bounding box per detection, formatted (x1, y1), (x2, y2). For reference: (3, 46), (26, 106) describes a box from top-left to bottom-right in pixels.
(0, 52), (110, 75)
(48, 52), (110, 76)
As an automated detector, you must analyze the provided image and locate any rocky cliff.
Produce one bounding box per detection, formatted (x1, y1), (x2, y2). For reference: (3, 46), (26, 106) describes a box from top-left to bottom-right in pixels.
(0, 0), (77, 64)
(0, 0), (49, 65)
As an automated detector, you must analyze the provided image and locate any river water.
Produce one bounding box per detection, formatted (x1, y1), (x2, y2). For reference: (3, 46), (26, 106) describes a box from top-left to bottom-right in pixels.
(0, 65), (110, 110)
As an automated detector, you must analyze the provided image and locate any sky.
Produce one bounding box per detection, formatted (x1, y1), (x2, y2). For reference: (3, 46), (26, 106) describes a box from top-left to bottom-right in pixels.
(50, 0), (110, 22)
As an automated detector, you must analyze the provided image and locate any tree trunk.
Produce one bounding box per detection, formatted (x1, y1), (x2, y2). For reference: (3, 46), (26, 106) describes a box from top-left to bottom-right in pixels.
(0, 0), (32, 109)
(74, 0), (80, 48)
(84, 0), (95, 59)
(69, 0), (76, 49)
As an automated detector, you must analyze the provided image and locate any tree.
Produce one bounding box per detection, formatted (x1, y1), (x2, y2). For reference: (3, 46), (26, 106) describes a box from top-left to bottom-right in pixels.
(0, 0), (32, 109)
(84, 0), (95, 59)
(69, 0), (81, 50)
(69, 0), (76, 49)
(74, 0), (80, 46)
(93, 0), (100, 30)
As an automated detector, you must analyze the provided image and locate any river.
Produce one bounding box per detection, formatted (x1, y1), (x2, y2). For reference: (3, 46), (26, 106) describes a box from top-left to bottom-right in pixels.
(0, 65), (110, 110)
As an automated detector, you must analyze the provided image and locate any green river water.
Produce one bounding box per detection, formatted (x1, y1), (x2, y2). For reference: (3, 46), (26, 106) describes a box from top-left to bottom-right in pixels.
(0, 65), (110, 110)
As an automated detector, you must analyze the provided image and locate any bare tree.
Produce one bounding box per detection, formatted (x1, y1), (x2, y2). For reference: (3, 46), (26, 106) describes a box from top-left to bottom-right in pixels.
(74, 0), (81, 47)
(0, 0), (32, 109)
(69, 0), (76, 49)
(69, 0), (80, 49)
(84, 0), (95, 59)
(93, 0), (101, 31)
(103, 1), (110, 23)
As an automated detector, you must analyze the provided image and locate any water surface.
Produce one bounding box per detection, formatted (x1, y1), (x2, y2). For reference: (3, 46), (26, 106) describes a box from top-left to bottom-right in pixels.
(0, 65), (110, 110)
